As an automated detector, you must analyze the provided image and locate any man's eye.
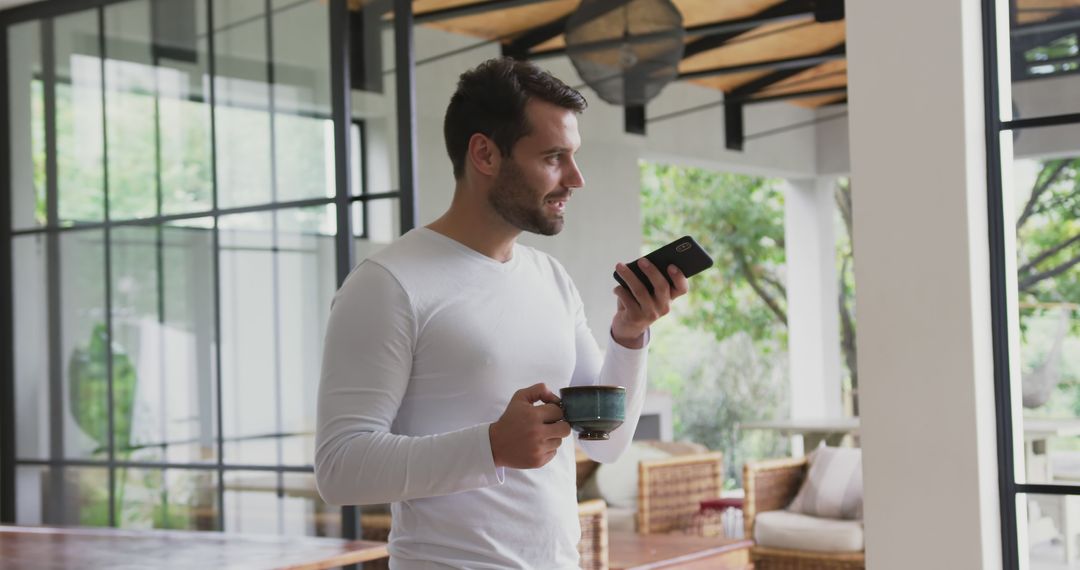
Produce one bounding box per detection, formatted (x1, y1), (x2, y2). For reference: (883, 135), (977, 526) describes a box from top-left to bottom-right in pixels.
(546, 154), (560, 164)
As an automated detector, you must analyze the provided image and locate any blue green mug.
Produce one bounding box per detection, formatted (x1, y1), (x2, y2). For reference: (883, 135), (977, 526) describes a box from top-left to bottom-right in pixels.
(559, 385), (626, 441)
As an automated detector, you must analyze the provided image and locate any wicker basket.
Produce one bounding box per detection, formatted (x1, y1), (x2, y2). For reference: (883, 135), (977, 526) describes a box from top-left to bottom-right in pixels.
(637, 451), (724, 535)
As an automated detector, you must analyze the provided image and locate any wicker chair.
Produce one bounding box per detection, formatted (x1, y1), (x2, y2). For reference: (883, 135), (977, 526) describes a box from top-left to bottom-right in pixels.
(361, 500), (609, 570)
(743, 457), (865, 570)
(636, 451), (724, 535)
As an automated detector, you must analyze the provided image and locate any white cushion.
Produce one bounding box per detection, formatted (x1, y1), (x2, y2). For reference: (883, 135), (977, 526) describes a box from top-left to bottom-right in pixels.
(787, 445), (863, 520)
(754, 510), (864, 552)
(580, 442), (671, 509)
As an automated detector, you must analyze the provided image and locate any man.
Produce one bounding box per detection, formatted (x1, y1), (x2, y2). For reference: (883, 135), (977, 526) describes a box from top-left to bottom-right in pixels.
(315, 57), (688, 569)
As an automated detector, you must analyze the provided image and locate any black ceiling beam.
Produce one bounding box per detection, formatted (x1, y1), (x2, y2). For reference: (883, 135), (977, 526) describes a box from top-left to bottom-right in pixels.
(739, 85), (846, 105)
(682, 0), (814, 60)
(502, 16), (569, 59)
(678, 46), (845, 81)
(413, 0), (556, 25)
(719, 44), (840, 151)
(502, 0), (633, 59)
(726, 43), (846, 97)
(526, 0), (814, 61)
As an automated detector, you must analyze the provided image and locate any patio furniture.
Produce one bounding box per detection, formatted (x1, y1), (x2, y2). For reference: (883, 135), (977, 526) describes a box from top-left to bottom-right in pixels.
(0, 525), (388, 569)
(637, 452), (725, 535)
(743, 457), (865, 570)
(608, 531), (752, 569)
(361, 499), (610, 570)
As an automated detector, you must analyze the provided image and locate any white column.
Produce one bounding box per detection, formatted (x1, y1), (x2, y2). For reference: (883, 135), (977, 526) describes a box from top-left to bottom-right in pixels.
(847, 0), (1002, 568)
(784, 177), (843, 431)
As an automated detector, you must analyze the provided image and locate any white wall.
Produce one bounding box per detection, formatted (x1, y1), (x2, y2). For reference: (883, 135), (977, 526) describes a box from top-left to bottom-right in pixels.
(847, 0), (1002, 567)
(784, 177), (843, 428)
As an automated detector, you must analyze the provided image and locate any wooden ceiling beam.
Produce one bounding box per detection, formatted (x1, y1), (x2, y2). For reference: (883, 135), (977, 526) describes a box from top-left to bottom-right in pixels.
(682, 0), (814, 60)
(679, 45), (845, 81)
(413, 0), (558, 25)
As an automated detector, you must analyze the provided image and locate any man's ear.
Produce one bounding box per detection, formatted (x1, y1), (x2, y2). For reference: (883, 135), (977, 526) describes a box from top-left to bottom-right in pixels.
(467, 133), (500, 177)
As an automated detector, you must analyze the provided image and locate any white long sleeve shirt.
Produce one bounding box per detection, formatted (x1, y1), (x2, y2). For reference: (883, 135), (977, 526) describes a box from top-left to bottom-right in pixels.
(314, 227), (649, 569)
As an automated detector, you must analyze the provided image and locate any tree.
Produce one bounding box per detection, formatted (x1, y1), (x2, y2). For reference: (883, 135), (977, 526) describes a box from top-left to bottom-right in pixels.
(1014, 159), (1080, 410)
(641, 163), (860, 413)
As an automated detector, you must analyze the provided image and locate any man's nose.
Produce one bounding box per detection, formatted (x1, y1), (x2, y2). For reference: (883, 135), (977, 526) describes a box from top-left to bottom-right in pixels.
(564, 158), (585, 189)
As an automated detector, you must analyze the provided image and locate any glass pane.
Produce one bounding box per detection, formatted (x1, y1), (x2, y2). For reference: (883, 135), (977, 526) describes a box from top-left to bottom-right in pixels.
(13, 235), (49, 460)
(55, 10), (106, 225)
(352, 199), (400, 265)
(158, 0), (214, 216)
(271, 0), (334, 203)
(1009, 130), (1080, 486)
(61, 229), (109, 460)
(351, 198), (400, 240)
(1021, 492), (1080, 568)
(219, 206), (336, 466)
(1010, 6), (1080, 121)
(116, 468), (220, 530)
(15, 466), (110, 526)
(103, 0), (158, 220)
(8, 21), (45, 230)
(213, 0), (272, 209)
(351, 0), (398, 197)
(223, 471), (338, 536)
(110, 222), (217, 464)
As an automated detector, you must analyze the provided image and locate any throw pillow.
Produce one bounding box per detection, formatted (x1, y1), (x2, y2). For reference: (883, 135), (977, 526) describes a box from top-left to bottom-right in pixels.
(786, 445), (863, 520)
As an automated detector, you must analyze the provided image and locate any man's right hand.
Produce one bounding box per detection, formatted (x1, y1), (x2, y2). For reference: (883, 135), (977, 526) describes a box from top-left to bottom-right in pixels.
(489, 383), (572, 469)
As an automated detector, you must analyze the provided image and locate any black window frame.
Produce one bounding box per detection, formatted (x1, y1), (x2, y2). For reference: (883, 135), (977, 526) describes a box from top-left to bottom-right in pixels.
(0, 0), (418, 550)
(984, 0), (1080, 567)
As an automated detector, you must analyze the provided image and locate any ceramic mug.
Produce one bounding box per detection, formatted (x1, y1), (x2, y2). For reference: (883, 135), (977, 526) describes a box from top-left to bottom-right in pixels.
(559, 385), (626, 440)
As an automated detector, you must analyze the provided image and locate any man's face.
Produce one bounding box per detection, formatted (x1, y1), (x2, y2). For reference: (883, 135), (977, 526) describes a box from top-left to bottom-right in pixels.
(488, 99), (585, 236)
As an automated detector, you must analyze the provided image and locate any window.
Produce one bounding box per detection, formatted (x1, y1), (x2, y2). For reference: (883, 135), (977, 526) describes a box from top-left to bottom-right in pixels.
(985, 1), (1080, 567)
(3, 0), (411, 539)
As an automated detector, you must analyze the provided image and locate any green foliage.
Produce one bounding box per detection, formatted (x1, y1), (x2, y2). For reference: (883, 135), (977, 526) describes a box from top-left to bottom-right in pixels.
(1023, 33), (1079, 75)
(641, 161), (791, 481)
(67, 323), (137, 454)
(1016, 159), (1080, 332)
(640, 162), (788, 347)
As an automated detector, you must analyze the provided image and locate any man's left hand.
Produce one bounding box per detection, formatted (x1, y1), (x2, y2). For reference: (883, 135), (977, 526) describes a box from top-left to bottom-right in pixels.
(611, 258), (689, 348)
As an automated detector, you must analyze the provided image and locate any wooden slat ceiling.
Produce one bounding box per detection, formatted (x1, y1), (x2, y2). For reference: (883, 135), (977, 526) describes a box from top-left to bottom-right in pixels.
(1014, 0), (1080, 24)
(411, 0), (847, 108)
(390, 0), (1076, 109)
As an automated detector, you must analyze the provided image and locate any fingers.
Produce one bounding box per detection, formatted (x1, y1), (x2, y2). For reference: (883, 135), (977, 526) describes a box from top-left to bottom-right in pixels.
(636, 258), (671, 299)
(538, 402), (564, 424)
(614, 263), (649, 306)
(612, 283), (636, 310)
(667, 264), (689, 298)
(516, 382), (560, 405)
(542, 420), (572, 442)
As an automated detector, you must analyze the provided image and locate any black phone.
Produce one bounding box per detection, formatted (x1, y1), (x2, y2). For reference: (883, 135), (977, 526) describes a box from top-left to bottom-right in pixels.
(614, 236), (714, 296)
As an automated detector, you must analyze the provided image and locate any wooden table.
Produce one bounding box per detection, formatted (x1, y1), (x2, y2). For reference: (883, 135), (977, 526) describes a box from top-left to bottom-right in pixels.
(608, 532), (752, 570)
(0, 525), (388, 569)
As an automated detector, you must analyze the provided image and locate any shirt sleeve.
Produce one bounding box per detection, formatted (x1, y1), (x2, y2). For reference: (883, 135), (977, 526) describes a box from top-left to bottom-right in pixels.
(314, 261), (505, 506)
(567, 279), (650, 464)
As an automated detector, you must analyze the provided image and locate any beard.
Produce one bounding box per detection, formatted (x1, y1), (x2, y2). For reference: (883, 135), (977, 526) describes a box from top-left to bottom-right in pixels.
(488, 158), (565, 236)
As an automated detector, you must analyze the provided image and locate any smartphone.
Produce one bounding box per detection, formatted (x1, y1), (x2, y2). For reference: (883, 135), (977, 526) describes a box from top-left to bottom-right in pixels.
(614, 236), (714, 296)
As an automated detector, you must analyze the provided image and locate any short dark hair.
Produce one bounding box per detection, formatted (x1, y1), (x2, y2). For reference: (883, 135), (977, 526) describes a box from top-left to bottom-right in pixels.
(444, 57), (587, 179)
